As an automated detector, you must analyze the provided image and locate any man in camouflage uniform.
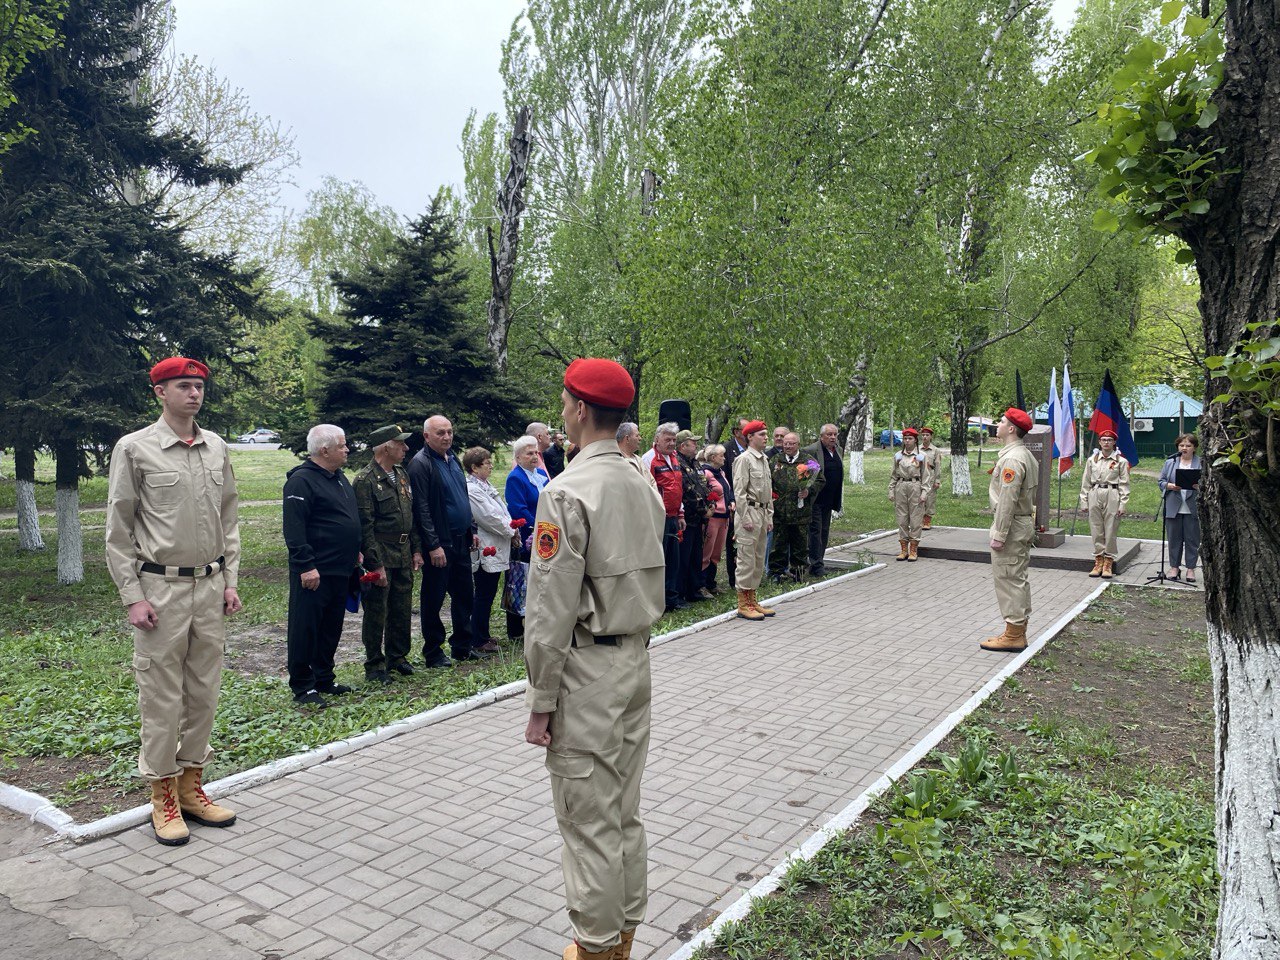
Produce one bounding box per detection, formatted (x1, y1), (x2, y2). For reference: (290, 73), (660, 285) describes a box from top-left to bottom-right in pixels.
(353, 425), (424, 683)
(769, 432), (820, 582)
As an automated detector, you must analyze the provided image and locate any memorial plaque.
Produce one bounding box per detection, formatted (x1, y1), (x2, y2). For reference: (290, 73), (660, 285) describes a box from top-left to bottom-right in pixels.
(1023, 425), (1064, 546)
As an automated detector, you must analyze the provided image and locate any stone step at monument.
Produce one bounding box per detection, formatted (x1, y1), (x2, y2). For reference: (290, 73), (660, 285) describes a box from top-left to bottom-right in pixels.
(916, 526), (1143, 574)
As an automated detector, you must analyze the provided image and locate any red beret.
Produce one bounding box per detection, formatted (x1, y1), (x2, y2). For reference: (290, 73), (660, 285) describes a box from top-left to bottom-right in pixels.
(920, 425), (934, 435)
(563, 358), (634, 409)
(150, 357), (209, 384)
(742, 419), (767, 437)
(1098, 428), (1118, 440)
(903, 427), (919, 438)
(1004, 407), (1032, 432)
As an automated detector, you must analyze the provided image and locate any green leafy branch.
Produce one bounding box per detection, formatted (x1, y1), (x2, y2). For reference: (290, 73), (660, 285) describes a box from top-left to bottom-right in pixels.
(1205, 320), (1280, 476)
(1084, 0), (1225, 242)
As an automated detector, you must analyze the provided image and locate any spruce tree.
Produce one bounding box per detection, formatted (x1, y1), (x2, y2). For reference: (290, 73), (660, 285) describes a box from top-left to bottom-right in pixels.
(312, 196), (530, 456)
(0, 0), (273, 581)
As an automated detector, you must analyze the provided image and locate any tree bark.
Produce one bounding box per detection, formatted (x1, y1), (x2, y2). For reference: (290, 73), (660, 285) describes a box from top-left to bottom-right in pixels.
(838, 354), (870, 484)
(13, 444), (45, 551)
(1178, 4), (1280, 956)
(486, 106), (533, 374)
(946, 356), (977, 496)
(704, 398), (732, 444)
(54, 438), (83, 585)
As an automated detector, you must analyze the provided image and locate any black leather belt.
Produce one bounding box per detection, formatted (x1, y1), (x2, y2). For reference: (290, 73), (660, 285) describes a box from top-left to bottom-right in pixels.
(1092, 483), (1119, 489)
(746, 499), (767, 508)
(572, 634), (618, 647)
(377, 533), (410, 544)
(140, 555), (224, 578)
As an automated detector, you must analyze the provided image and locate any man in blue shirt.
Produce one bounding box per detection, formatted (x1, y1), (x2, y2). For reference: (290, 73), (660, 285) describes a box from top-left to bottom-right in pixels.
(409, 415), (489, 668)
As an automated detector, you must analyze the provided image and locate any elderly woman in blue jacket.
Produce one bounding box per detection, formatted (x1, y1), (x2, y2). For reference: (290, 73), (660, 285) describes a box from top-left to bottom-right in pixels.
(503, 434), (549, 638)
(1157, 433), (1201, 583)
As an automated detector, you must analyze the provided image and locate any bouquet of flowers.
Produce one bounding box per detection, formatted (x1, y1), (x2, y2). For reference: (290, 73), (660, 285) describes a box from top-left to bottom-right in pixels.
(795, 458), (822, 508)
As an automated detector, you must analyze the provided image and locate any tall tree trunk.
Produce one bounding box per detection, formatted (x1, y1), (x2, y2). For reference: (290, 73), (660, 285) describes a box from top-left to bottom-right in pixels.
(838, 354), (870, 484)
(54, 438), (83, 585)
(946, 356), (977, 496)
(13, 444), (44, 551)
(1179, 5), (1280, 956)
(486, 106), (533, 374)
(704, 398), (732, 444)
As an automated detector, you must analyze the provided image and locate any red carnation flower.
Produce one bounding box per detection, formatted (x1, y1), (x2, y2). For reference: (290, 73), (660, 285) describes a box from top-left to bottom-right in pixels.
(510, 518), (528, 529)
(482, 546), (498, 557)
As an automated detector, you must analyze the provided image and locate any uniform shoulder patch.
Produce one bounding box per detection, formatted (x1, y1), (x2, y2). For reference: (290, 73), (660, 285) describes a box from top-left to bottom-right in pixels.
(535, 521), (561, 560)
(1001, 467), (1017, 484)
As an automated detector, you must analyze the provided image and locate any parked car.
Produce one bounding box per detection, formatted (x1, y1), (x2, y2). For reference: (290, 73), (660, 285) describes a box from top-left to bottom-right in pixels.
(236, 428), (280, 444)
(878, 429), (903, 448)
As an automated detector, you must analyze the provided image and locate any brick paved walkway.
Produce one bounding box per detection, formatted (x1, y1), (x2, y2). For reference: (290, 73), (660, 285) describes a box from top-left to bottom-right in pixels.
(42, 550), (1100, 960)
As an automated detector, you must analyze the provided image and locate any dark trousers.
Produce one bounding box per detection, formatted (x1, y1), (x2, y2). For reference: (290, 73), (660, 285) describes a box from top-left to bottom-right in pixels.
(808, 507), (833, 574)
(663, 516), (682, 608)
(287, 572), (348, 696)
(472, 568), (502, 642)
(419, 540), (475, 661)
(725, 514), (737, 588)
(361, 564), (414, 675)
(680, 518), (705, 600)
(770, 519), (809, 579)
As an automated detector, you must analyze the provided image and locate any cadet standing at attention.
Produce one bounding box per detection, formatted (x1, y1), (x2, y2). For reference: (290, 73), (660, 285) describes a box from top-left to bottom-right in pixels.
(888, 427), (928, 562)
(731, 419), (776, 621)
(919, 426), (942, 529)
(523, 358), (666, 960)
(982, 407), (1039, 654)
(1078, 428), (1130, 579)
(105, 357), (241, 846)
(353, 425), (424, 684)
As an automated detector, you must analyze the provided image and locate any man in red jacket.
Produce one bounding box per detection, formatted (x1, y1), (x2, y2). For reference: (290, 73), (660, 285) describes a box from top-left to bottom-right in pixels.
(647, 422), (684, 611)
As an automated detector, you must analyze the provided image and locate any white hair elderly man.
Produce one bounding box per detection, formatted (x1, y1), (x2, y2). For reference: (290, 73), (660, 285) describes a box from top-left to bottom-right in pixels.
(526, 421), (552, 473)
(282, 424), (362, 706)
(645, 421), (686, 611)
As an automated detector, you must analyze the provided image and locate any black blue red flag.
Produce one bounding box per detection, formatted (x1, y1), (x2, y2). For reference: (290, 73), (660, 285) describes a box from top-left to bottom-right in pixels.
(1087, 369), (1139, 465)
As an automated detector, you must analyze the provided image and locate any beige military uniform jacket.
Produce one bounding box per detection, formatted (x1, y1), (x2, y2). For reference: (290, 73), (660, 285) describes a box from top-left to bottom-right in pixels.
(105, 416), (240, 607)
(889, 450), (928, 494)
(731, 447), (774, 525)
(988, 439), (1039, 543)
(524, 439), (666, 714)
(1078, 451), (1131, 509)
(921, 445), (942, 487)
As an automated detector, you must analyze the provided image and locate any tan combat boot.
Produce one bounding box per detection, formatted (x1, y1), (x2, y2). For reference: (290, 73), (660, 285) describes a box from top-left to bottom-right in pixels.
(150, 777), (189, 846)
(618, 929), (636, 960)
(980, 621), (1028, 653)
(750, 589), (776, 617)
(736, 589), (765, 621)
(907, 540), (920, 562)
(896, 539), (909, 561)
(922, 514), (933, 530)
(1088, 555), (1104, 577)
(178, 767), (237, 827)
(562, 942), (620, 960)
(1101, 556), (1115, 579)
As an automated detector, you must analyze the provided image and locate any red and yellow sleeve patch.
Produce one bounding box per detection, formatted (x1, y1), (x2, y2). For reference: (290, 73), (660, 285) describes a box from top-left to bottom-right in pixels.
(1001, 467), (1017, 484)
(535, 521), (561, 560)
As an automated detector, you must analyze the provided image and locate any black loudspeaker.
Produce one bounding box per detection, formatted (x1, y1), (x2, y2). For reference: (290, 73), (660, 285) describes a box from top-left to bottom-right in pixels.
(658, 399), (692, 432)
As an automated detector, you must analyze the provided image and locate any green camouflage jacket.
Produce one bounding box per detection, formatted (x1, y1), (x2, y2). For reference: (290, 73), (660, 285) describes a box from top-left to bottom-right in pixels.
(353, 461), (420, 569)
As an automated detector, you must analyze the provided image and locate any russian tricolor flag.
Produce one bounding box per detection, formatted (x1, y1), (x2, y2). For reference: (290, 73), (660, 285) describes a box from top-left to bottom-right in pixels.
(1088, 369), (1140, 465)
(1049, 367), (1077, 475)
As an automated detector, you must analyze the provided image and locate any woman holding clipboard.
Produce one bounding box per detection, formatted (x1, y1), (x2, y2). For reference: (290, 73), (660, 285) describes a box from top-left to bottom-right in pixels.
(1157, 433), (1202, 583)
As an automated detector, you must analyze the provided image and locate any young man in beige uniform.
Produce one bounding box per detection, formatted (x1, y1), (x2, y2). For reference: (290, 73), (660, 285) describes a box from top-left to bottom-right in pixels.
(105, 357), (241, 845)
(1078, 429), (1130, 579)
(731, 419), (776, 620)
(919, 426), (942, 529)
(524, 359), (666, 960)
(982, 407), (1040, 654)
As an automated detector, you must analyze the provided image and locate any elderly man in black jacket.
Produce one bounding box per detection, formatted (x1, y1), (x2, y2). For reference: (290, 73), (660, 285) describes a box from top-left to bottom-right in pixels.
(409, 415), (487, 669)
(283, 424), (362, 706)
(803, 424), (844, 576)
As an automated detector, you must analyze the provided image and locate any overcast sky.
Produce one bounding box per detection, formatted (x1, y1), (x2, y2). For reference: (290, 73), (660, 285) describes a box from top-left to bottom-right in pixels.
(171, 0), (1082, 220)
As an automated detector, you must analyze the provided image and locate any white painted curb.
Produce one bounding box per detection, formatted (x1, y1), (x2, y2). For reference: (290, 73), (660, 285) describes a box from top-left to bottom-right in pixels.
(6, 550), (887, 843)
(662, 581), (1112, 960)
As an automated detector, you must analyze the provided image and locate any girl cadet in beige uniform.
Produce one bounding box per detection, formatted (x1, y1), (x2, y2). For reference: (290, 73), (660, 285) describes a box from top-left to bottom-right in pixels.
(105, 357), (241, 846)
(982, 408), (1040, 654)
(888, 428), (929, 562)
(523, 359), (666, 960)
(731, 419), (776, 621)
(919, 426), (942, 528)
(1079, 428), (1130, 579)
